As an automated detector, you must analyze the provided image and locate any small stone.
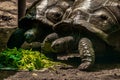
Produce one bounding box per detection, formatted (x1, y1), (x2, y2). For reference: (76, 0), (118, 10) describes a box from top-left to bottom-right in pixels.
(32, 73), (38, 76)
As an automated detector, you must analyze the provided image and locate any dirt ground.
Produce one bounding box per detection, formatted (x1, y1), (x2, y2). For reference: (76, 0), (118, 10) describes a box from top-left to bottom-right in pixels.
(0, 0), (120, 80)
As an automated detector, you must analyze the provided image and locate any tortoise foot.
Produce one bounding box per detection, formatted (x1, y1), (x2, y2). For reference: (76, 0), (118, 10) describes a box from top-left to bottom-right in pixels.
(78, 38), (95, 70)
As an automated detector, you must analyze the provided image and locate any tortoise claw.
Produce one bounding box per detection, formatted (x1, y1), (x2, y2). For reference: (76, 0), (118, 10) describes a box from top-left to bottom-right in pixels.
(78, 62), (92, 70)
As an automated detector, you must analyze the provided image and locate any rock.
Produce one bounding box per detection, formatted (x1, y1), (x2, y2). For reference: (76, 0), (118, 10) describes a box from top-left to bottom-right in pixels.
(0, 27), (16, 51)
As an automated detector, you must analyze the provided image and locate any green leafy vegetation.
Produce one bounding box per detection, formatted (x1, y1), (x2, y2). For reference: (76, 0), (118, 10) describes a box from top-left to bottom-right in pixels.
(0, 48), (58, 71)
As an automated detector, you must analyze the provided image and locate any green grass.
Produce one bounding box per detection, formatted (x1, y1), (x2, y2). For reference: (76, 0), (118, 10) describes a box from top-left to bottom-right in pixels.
(0, 48), (58, 71)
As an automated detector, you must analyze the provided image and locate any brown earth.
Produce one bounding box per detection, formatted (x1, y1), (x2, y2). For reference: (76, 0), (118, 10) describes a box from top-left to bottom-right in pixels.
(0, 0), (120, 80)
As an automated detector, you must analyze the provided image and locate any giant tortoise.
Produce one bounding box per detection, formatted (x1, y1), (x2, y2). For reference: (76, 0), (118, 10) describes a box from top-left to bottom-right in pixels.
(42, 0), (120, 70)
(7, 0), (75, 48)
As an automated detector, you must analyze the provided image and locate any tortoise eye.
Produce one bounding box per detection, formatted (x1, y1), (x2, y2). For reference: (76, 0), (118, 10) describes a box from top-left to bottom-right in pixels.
(100, 15), (108, 20)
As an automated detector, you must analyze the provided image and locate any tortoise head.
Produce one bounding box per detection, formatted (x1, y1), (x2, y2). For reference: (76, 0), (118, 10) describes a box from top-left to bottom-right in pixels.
(51, 38), (66, 53)
(24, 20), (53, 43)
(24, 28), (37, 43)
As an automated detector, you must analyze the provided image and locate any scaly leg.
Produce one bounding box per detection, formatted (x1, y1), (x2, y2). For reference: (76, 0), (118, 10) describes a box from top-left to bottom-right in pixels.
(78, 38), (95, 70)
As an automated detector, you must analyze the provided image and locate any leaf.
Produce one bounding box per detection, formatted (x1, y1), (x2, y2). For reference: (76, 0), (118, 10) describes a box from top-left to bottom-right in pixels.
(0, 48), (58, 70)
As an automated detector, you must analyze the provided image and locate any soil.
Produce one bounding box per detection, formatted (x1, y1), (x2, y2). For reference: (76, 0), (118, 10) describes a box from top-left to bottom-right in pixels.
(0, 0), (120, 80)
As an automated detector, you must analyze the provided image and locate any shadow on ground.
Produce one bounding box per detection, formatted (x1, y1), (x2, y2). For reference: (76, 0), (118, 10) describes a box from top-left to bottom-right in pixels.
(56, 53), (120, 72)
(0, 71), (16, 80)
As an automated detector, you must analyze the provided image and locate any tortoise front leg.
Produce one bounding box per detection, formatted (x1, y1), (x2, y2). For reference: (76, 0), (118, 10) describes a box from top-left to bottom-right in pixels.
(78, 38), (95, 70)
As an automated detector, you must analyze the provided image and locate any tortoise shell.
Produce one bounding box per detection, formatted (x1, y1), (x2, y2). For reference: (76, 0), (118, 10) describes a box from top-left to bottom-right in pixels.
(19, 0), (74, 30)
(53, 0), (120, 51)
